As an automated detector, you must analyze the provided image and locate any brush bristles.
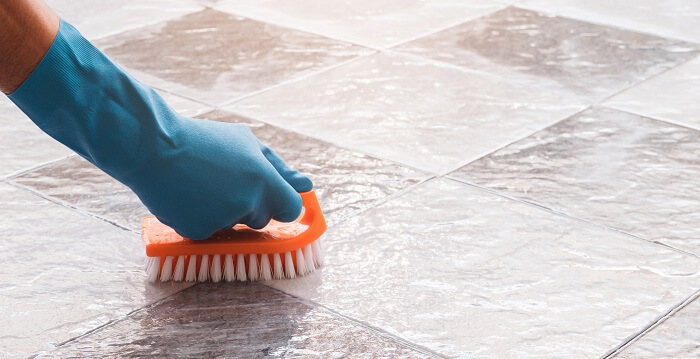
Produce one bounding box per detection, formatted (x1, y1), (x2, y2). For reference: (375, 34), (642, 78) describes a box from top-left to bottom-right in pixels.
(145, 240), (325, 283)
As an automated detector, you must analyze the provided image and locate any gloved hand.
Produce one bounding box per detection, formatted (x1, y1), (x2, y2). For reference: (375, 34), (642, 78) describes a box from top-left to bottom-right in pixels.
(9, 19), (312, 239)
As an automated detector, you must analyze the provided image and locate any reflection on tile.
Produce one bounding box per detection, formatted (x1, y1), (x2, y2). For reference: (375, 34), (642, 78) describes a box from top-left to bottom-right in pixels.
(453, 107), (700, 255)
(0, 183), (191, 358)
(617, 295), (700, 358)
(229, 52), (586, 172)
(42, 283), (428, 358)
(519, 0), (700, 43)
(96, 9), (369, 104)
(201, 110), (425, 225)
(0, 95), (72, 178)
(214, 0), (503, 48)
(605, 55), (700, 129)
(13, 156), (147, 231)
(268, 178), (700, 357)
(396, 7), (697, 100)
(46, 0), (203, 40)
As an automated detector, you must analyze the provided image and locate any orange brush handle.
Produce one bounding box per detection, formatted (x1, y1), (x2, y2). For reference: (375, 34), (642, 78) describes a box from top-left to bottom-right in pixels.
(142, 190), (327, 257)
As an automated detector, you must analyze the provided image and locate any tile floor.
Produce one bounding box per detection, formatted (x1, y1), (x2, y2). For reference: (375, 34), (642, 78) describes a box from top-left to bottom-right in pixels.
(2, 1), (699, 358)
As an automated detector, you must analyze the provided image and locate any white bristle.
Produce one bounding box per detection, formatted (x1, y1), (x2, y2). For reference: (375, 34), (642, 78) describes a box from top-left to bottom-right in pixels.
(185, 255), (197, 282)
(173, 256), (185, 281)
(236, 254), (247, 281)
(224, 254), (235, 282)
(198, 254), (209, 282)
(160, 256), (173, 282)
(273, 253), (284, 280)
(248, 254), (259, 281)
(260, 254), (272, 281)
(284, 251), (296, 279)
(211, 254), (222, 282)
(295, 248), (307, 276)
(312, 240), (325, 266)
(146, 256), (161, 283)
(145, 256), (153, 272)
(303, 244), (315, 272)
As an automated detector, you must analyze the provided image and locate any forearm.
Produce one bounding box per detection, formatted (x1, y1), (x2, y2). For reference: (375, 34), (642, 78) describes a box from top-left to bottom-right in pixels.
(0, 0), (59, 94)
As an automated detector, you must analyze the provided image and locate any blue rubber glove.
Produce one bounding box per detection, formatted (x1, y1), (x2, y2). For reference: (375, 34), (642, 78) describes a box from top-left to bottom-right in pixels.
(8, 19), (312, 239)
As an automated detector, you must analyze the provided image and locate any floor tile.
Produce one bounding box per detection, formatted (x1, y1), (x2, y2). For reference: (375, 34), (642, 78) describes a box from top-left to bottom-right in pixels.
(40, 283), (430, 358)
(95, 9), (370, 105)
(267, 178), (700, 357)
(396, 7), (697, 101)
(518, 0), (700, 44)
(0, 183), (191, 358)
(617, 294), (700, 358)
(605, 55), (700, 129)
(452, 107), (700, 255)
(228, 52), (586, 173)
(13, 110), (424, 231)
(214, 0), (504, 48)
(46, 0), (203, 40)
(0, 95), (72, 178)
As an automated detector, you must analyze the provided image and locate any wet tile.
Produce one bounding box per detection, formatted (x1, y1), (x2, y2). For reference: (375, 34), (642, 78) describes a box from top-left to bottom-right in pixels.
(0, 183), (191, 358)
(617, 294), (700, 358)
(214, 0), (504, 48)
(518, 0), (700, 43)
(452, 107), (700, 255)
(396, 7), (697, 101)
(46, 0), (203, 40)
(228, 52), (586, 173)
(0, 95), (72, 178)
(95, 9), (370, 105)
(41, 283), (429, 358)
(201, 110), (426, 224)
(605, 55), (700, 129)
(268, 178), (700, 357)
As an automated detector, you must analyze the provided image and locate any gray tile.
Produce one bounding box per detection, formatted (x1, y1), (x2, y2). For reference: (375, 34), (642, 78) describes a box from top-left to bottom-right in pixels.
(452, 107), (700, 255)
(605, 55), (700, 129)
(396, 7), (697, 101)
(40, 283), (430, 358)
(14, 110), (424, 231)
(0, 95), (73, 178)
(95, 9), (370, 105)
(0, 183), (191, 358)
(46, 0), (203, 40)
(518, 0), (700, 43)
(228, 52), (586, 173)
(617, 294), (700, 358)
(267, 178), (700, 357)
(214, 0), (504, 48)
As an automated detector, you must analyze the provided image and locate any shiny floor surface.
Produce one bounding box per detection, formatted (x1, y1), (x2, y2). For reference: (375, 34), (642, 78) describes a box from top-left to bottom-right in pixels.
(2, 1), (700, 358)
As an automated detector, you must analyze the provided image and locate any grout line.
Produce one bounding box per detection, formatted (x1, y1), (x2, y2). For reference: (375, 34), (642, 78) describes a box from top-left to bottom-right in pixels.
(1, 154), (77, 181)
(6, 180), (138, 235)
(216, 50), (377, 108)
(600, 103), (700, 133)
(602, 289), (700, 358)
(263, 284), (447, 358)
(445, 175), (700, 259)
(512, 3), (700, 46)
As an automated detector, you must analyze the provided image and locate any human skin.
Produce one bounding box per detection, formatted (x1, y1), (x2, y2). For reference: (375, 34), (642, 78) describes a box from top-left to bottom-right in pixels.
(0, 0), (59, 94)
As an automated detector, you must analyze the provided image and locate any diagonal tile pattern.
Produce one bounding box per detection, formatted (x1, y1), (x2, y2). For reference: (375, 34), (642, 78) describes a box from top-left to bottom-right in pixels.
(0, 183), (192, 358)
(267, 178), (700, 357)
(39, 283), (431, 358)
(229, 52), (587, 173)
(214, 0), (504, 48)
(452, 107), (700, 255)
(605, 55), (700, 129)
(518, 0), (700, 44)
(396, 7), (698, 100)
(95, 9), (370, 105)
(616, 294), (700, 358)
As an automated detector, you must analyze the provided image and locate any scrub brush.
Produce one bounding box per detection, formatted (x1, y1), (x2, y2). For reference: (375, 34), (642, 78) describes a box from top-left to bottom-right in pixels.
(142, 190), (326, 283)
